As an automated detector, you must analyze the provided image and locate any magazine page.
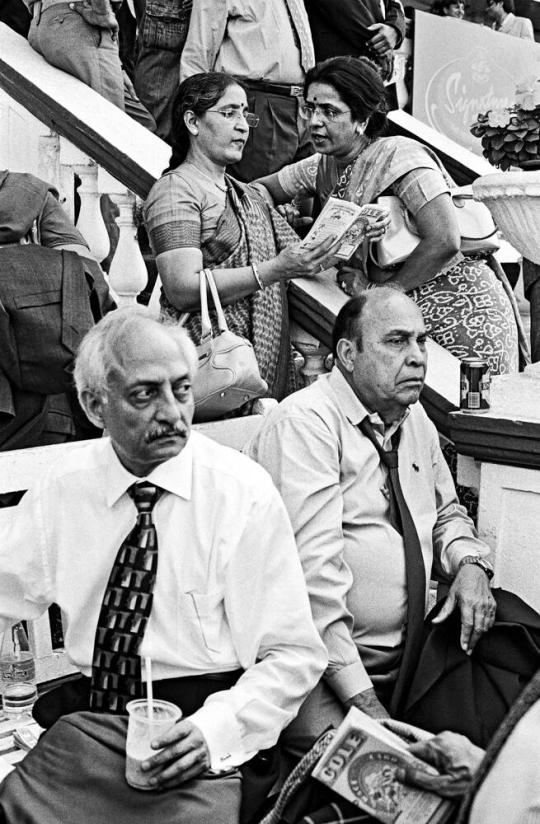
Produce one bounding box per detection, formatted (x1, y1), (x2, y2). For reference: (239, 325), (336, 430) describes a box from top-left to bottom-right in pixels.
(312, 708), (455, 824)
(298, 198), (388, 262)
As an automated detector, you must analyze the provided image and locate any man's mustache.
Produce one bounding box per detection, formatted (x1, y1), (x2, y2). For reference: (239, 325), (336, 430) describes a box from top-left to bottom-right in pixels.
(145, 422), (188, 443)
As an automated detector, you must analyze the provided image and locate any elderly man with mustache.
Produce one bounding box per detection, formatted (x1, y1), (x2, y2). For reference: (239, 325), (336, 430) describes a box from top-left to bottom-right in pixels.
(0, 306), (327, 824)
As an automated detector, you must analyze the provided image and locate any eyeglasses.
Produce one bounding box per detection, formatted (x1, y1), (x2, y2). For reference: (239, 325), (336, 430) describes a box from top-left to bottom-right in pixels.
(205, 108), (259, 128)
(299, 103), (351, 122)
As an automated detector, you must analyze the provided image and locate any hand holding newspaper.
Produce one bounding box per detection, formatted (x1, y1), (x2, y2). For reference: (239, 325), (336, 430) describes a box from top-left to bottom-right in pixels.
(298, 197), (389, 261)
(312, 707), (455, 824)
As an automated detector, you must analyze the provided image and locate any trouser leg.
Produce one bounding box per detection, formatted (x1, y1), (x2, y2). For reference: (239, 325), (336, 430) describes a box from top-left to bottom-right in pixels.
(28, 6), (124, 109)
(280, 679), (345, 760)
(134, 46), (181, 143)
(228, 89), (300, 182)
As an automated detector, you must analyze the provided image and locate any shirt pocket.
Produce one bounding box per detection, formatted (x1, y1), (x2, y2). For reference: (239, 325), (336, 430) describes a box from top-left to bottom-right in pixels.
(185, 588), (224, 654)
(140, 0), (191, 51)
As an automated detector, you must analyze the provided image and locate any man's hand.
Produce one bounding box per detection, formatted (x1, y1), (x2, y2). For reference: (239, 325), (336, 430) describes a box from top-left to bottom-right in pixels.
(141, 719), (210, 789)
(397, 731), (484, 798)
(367, 23), (399, 56)
(344, 687), (390, 719)
(432, 565), (496, 655)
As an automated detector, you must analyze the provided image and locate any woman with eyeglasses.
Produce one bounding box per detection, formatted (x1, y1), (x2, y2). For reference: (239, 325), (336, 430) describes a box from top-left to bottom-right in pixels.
(144, 71), (344, 406)
(254, 56), (525, 376)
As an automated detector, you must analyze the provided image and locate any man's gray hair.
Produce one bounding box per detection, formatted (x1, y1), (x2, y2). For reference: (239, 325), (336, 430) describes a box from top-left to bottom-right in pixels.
(74, 306), (198, 403)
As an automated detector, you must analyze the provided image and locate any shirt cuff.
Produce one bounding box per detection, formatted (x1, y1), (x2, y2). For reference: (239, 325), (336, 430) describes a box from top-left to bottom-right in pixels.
(325, 660), (373, 703)
(446, 541), (491, 576)
(189, 701), (247, 772)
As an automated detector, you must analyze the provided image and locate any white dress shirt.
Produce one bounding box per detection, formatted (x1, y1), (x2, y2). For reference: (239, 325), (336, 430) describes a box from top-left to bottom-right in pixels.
(496, 12), (534, 38)
(180, 0), (309, 83)
(0, 433), (327, 770)
(246, 368), (490, 702)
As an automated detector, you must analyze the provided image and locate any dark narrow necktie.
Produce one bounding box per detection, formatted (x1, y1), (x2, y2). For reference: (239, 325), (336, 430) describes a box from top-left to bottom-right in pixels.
(89, 482), (163, 714)
(359, 417), (426, 717)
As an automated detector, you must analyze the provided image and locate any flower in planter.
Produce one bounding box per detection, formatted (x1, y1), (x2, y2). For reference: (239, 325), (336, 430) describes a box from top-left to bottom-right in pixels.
(471, 77), (540, 170)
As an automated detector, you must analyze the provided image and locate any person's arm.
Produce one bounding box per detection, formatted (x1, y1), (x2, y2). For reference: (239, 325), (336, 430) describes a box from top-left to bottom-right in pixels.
(398, 731), (484, 798)
(384, 192), (460, 292)
(38, 192), (95, 258)
(145, 166), (340, 312)
(155, 233), (341, 312)
(179, 0), (227, 80)
(0, 479), (55, 633)
(141, 476), (328, 785)
(250, 173), (292, 208)
(427, 420), (496, 654)
(520, 17), (534, 39)
(254, 154), (321, 209)
(247, 413), (387, 719)
(368, 0), (405, 54)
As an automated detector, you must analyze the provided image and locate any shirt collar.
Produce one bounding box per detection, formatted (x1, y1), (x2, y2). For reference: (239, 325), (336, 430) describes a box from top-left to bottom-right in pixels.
(499, 12), (515, 30)
(105, 436), (193, 507)
(328, 366), (410, 444)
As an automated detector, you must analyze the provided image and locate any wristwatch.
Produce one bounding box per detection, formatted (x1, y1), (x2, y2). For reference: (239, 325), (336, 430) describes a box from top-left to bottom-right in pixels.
(458, 555), (494, 580)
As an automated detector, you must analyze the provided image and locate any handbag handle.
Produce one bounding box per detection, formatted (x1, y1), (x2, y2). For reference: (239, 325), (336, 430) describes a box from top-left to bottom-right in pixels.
(199, 268), (229, 338)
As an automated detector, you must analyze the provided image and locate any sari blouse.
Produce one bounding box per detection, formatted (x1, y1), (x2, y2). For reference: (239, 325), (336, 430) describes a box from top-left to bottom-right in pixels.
(144, 164), (228, 257)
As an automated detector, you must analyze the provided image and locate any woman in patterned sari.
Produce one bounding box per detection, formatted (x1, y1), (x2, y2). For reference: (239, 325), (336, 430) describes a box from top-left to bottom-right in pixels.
(144, 72), (344, 405)
(254, 56), (527, 376)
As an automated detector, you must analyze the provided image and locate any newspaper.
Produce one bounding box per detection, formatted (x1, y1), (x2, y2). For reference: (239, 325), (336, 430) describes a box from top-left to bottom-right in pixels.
(298, 197), (388, 261)
(312, 708), (455, 824)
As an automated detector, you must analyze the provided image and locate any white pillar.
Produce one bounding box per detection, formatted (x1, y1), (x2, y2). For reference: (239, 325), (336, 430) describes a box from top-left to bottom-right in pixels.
(73, 162), (111, 263)
(108, 191), (148, 306)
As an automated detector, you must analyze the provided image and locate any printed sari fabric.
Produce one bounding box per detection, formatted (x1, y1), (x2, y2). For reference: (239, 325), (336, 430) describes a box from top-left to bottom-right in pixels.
(316, 136), (525, 375)
(161, 176), (300, 402)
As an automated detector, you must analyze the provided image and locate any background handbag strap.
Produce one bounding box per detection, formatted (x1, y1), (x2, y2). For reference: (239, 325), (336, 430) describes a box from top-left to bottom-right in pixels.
(199, 268), (229, 338)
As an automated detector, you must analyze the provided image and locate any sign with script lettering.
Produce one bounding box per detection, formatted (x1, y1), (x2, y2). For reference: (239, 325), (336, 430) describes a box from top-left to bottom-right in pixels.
(413, 12), (540, 154)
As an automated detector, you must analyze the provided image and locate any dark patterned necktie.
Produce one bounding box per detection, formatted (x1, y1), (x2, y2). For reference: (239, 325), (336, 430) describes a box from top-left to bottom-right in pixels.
(359, 417), (426, 717)
(89, 482), (163, 714)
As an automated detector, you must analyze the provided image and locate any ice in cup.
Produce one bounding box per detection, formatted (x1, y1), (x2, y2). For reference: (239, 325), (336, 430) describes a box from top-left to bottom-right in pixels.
(125, 699), (182, 790)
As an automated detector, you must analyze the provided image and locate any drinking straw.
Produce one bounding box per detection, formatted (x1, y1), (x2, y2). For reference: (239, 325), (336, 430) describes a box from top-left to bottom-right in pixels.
(145, 656), (154, 723)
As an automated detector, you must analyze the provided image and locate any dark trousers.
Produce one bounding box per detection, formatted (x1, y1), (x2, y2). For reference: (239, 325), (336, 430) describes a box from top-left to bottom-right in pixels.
(228, 84), (313, 183)
(32, 673), (279, 824)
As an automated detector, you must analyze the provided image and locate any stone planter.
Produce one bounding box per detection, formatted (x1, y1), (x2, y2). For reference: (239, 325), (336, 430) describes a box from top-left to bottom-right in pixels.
(472, 170), (540, 264)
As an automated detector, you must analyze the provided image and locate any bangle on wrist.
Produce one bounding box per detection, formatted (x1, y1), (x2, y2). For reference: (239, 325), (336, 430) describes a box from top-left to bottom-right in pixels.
(251, 262), (265, 290)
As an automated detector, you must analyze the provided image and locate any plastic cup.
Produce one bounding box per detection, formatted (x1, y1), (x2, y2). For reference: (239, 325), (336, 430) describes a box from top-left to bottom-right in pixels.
(2, 681), (38, 717)
(125, 699), (182, 790)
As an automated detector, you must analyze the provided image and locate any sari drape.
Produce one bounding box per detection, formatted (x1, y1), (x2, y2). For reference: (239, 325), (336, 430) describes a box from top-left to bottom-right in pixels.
(161, 176), (299, 401)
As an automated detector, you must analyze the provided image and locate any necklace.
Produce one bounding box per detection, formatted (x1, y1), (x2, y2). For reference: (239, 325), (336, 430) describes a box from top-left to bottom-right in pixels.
(183, 161), (228, 193)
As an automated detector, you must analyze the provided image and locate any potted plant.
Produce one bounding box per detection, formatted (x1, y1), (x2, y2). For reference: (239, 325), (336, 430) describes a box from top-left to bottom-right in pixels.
(470, 76), (540, 171)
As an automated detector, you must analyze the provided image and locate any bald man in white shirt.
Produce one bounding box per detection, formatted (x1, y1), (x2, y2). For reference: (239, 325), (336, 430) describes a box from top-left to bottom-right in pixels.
(247, 287), (495, 754)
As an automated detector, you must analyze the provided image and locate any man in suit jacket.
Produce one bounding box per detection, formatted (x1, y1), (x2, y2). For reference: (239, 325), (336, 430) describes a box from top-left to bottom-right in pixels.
(304, 0), (405, 80)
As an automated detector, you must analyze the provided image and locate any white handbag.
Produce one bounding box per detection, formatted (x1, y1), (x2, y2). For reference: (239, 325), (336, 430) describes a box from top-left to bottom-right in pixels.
(191, 269), (268, 422)
(371, 187), (499, 269)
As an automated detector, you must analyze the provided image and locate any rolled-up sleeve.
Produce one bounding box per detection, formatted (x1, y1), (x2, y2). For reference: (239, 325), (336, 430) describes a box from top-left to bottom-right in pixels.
(430, 436), (491, 581)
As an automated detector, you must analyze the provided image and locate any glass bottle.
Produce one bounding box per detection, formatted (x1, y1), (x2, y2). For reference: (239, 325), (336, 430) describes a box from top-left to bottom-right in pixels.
(0, 622), (36, 692)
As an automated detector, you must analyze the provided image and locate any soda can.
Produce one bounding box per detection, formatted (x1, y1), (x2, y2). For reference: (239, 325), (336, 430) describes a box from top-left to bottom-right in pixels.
(460, 358), (490, 413)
